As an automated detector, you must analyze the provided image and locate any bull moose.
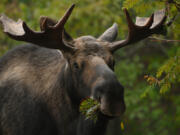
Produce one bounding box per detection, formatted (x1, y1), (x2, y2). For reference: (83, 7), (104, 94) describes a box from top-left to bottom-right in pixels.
(0, 4), (166, 135)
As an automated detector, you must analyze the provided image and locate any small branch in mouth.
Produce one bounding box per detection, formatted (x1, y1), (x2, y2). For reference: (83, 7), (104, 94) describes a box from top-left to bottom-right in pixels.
(79, 97), (100, 123)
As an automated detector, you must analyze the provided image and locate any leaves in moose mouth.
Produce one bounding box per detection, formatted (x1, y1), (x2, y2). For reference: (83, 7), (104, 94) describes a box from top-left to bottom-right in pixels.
(79, 98), (100, 123)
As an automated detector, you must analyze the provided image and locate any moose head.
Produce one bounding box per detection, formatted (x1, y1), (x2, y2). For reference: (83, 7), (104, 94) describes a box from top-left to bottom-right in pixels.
(0, 4), (166, 117)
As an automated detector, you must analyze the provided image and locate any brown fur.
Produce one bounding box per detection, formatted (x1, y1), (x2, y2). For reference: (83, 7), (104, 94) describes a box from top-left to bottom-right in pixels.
(0, 23), (124, 135)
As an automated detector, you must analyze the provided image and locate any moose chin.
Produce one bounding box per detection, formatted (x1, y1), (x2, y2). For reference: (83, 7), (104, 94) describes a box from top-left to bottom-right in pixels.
(0, 4), (166, 135)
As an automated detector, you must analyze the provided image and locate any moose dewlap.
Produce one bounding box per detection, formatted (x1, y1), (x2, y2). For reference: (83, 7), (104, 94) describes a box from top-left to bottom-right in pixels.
(0, 4), (167, 135)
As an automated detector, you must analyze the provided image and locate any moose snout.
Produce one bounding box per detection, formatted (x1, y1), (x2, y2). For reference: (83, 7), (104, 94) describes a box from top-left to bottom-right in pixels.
(91, 63), (126, 117)
(92, 77), (126, 117)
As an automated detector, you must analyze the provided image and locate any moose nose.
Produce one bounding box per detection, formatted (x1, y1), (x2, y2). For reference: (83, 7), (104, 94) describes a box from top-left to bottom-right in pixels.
(92, 65), (125, 117)
(89, 62), (126, 116)
(98, 80), (125, 117)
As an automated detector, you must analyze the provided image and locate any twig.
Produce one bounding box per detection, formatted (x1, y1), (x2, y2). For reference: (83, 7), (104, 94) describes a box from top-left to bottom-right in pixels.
(148, 37), (180, 43)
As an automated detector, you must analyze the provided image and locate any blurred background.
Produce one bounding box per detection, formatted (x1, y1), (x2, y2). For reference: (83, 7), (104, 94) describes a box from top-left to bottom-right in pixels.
(0, 0), (179, 135)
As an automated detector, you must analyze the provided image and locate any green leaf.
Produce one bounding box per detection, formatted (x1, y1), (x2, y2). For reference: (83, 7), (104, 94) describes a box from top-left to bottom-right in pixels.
(80, 98), (100, 123)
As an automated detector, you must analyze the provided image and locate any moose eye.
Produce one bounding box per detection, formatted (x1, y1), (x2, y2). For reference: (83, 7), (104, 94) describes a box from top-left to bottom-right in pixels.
(73, 62), (79, 69)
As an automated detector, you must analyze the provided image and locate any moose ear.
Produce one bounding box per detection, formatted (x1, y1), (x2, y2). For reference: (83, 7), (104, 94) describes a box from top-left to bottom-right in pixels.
(98, 23), (118, 42)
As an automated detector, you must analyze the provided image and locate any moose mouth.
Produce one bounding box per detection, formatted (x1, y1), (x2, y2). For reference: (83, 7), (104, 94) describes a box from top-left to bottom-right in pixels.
(97, 106), (123, 120)
(99, 97), (126, 118)
(79, 97), (125, 120)
(99, 106), (125, 118)
(99, 112), (117, 119)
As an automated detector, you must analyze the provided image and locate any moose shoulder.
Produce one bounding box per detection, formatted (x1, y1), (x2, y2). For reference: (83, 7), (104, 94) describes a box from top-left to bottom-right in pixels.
(0, 4), (166, 135)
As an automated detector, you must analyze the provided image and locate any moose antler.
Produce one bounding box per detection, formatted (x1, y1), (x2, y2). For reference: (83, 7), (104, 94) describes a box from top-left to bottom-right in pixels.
(0, 4), (75, 52)
(109, 8), (167, 52)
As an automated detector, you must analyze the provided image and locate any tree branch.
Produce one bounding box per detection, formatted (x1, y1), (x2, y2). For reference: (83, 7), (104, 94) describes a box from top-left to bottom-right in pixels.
(148, 37), (180, 43)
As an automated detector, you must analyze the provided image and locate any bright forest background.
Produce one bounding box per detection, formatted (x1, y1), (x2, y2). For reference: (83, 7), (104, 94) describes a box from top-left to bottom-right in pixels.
(0, 0), (179, 135)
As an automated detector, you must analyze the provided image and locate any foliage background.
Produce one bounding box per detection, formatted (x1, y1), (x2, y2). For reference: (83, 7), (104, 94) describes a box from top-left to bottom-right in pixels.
(0, 0), (179, 135)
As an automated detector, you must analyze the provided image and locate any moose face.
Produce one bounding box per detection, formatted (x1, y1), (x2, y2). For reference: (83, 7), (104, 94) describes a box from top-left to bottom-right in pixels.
(68, 36), (125, 117)
(0, 4), (166, 117)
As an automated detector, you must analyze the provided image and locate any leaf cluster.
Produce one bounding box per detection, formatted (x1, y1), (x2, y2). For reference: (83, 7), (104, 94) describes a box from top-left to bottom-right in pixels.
(79, 98), (100, 123)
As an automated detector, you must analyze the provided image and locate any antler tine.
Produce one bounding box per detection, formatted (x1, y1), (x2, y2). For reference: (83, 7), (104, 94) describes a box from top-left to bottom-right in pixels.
(144, 14), (154, 28)
(109, 8), (167, 52)
(151, 13), (167, 34)
(123, 8), (135, 30)
(53, 4), (75, 30)
(40, 17), (49, 31)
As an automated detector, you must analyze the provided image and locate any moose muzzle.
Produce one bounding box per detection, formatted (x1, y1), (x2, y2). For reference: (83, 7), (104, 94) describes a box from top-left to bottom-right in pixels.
(92, 64), (126, 117)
